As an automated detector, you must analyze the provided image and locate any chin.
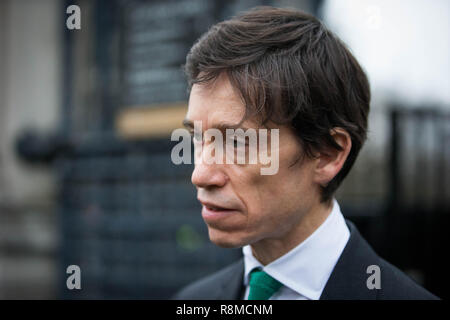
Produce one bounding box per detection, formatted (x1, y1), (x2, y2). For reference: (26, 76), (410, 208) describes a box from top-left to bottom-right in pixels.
(207, 228), (249, 248)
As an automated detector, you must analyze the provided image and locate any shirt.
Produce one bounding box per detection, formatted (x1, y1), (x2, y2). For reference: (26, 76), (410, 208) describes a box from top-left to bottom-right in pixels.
(242, 198), (350, 300)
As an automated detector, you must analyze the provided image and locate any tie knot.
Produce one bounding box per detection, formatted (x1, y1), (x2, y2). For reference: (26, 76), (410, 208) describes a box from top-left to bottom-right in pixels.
(248, 269), (283, 300)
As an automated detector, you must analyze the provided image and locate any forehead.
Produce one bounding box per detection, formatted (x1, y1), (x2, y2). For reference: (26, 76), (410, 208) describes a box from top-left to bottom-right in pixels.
(186, 74), (247, 127)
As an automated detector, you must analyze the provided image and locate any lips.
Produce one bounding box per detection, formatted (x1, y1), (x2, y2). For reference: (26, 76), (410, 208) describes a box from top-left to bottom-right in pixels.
(198, 199), (239, 222)
(200, 201), (233, 211)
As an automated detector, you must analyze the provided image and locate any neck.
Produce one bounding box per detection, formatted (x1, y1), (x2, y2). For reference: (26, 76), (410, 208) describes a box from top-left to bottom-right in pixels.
(250, 199), (333, 266)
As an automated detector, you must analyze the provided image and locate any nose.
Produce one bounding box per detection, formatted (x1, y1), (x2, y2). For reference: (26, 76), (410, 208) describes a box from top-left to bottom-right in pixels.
(191, 162), (227, 189)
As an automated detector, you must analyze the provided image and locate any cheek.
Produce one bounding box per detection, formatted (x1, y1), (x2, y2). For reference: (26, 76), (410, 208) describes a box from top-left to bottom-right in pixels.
(230, 168), (295, 226)
(223, 137), (315, 231)
(238, 160), (314, 224)
(228, 165), (263, 212)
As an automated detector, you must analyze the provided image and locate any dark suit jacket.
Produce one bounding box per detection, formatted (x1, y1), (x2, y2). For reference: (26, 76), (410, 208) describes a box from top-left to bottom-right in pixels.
(173, 220), (439, 300)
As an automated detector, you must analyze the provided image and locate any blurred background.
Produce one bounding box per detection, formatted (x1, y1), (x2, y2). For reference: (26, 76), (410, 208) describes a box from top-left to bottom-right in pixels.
(0, 0), (448, 299)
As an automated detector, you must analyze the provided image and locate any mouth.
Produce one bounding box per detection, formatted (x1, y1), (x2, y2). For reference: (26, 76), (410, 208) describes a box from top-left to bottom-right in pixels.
(199, 200), (239, 222)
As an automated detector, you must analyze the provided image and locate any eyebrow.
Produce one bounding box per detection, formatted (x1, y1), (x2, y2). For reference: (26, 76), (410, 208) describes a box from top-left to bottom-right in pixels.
(182, 119), (194, 130)
(182, 119), (252, 132)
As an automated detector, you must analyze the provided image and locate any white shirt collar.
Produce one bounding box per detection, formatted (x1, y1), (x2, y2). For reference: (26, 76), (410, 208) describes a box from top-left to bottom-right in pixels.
(242, 198), (350, 300)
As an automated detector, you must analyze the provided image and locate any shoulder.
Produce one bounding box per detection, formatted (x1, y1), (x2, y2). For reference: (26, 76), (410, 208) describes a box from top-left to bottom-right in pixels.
(349, 221), (440, 300)
(376, 257), (439, 300)
(172, 259), (244, 300)
(322, 220), (439, 300)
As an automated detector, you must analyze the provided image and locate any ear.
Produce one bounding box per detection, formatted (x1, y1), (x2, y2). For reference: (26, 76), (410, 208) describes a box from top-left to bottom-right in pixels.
(313, 128), (352, 187)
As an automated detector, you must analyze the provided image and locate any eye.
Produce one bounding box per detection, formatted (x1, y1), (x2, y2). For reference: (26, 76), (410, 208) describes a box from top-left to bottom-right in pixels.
(229, 137), (246, 149)
(189, 131), (202, 143)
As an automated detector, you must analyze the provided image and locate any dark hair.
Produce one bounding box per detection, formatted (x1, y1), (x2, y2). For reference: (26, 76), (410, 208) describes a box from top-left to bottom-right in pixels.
(184, 6), (370, 203)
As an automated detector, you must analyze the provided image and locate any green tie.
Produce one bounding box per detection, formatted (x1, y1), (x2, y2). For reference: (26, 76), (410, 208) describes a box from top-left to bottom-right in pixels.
(247, 269), (283, 300)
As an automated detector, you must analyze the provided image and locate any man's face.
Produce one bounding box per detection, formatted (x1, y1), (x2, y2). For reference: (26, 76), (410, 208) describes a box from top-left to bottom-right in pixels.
(185, 74), (322, 248)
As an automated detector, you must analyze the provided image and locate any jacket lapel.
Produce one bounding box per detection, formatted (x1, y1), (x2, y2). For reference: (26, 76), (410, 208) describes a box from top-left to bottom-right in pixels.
(320, 220), (379, 300)
(217, 259), (246, 300)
